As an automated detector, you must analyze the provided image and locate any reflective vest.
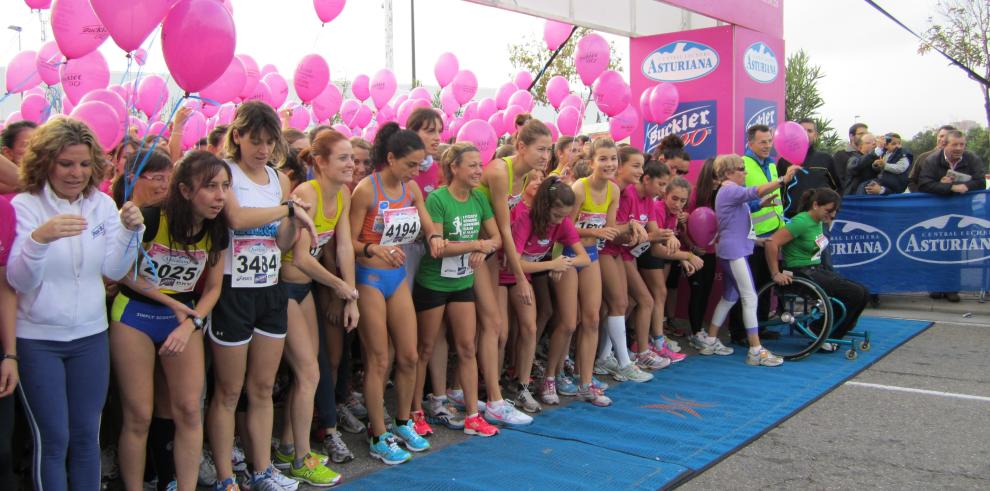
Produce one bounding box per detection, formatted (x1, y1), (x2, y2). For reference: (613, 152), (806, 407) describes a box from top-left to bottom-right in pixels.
(743, 155), (784, 236)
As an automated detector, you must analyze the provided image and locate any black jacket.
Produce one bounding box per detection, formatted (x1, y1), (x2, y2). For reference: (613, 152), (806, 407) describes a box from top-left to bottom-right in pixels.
(917, 150), (987, 195)
(777, 146), (840, 217)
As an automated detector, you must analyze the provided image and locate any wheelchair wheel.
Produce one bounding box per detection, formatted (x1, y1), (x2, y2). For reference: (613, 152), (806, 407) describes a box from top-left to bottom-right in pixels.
(757, 276), (833, 360)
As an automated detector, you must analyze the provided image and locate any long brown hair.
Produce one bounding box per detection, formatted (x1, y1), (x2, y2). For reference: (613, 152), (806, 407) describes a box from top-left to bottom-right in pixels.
(165, 151), (231, 266)
(530, 175), (575, 238)
(224, 101), (288, 165)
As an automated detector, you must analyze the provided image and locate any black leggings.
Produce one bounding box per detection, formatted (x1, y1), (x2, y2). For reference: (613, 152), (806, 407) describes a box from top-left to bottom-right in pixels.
(0, 392), (14, 490)
(796, 267), (870, 340)
(687, 253), (717, 333)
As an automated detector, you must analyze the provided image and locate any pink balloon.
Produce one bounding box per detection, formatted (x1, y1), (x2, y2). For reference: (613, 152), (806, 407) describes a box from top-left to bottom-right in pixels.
(503, 105), (526, 136)
(375, 103), (395, 125)
(237, 54), (261, 100)
(440, 86), (459, 116)
(494, 82), (517, 110)
(592, 70), (629, 117)
(25, 87), (46, 98)
(215, 102), (236, 125)
(559, 93), (583, 112)
(293, 54), (330, 104)
(71, 100), (121, 149)
(200, 56), (245, 105)
(339, 99), (360, 126)
(314, 0), (346, 23)
(397, 98), (431, 128)
(312, 83), (342, 122)
(184, 98), (204, 112)
(649, 82), (679, 123)
(456, 120), (498, 163)
(774, 121), (810, 166)
(409, 86), (432, 102)
(90, 0), (171, 53)
(218, 0), (233, 15)
(451, 70), (478, 106)
(262, 72), (289, 108)
(609, 104), (638, 141)
(25, 0), (53, 8)
(162, 0), (236, 94)
(687, 207), (717, 247)
(545, 76), (570, 110)
(4, 112), (24, 126)
(393, 94), (408, 112)
(36, 41), (65, 86)
(369, 69), (397, 109)
(448, 118), (464, 141)
(557, 106), (581, 137)
(477, 98), (497, 120)
(434, 52), (459, 88)
(20, 94), (50, 124)
(352, 104), (373, 129)
(246, 80), (273, 106)
(148, 120), (167, 138)
(513, 71), (533, 91)
(352, 74), (370, 102)
(129, 115), (147, 137)
(201, 102), (219, 118)
(639, 85), (655, 122)
(136, 74), (169, 118)
(545, 121), (559, 142)
(5, 51), (43, 94)
(59, 50), (110, 105)
(51, 0), (109, 59)
(508, 90), (534, 112)
(60, 94), (74, 115)
(575, 33), (609, 86)
(461, 101), (478, 121)
(108, 84), (127, 101)
(133, 48), (147, 66)
(182, 111), (207, 148)
(260, 64), (278, 77)
(363, 124), (378, 142)
(80, 89), (127, 140)
(544, 20), (572, 51)
(331, 123), (351, 138)
(289, 105), (311, 131)
(487, 111), (505, 137)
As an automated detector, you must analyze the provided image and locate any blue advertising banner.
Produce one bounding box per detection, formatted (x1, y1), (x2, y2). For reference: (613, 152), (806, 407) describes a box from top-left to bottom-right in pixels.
(829, 190), (990, 293)
(644, 100), (717, 160)
(742, 97), (776, 150)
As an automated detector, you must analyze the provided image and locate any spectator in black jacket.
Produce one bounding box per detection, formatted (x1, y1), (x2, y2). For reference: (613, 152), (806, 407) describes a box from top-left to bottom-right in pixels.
(841, 132), (875, 195)
(833, 123), (868, 191)
(909, 125), (956, 192)
(847, 133), (911, 195)
(777, 118), (840, 217)
(918, 130), (987, 303)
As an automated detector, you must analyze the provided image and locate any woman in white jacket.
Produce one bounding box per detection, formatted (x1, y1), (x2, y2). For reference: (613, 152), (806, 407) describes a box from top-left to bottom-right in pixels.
(6, 117), (144, 491)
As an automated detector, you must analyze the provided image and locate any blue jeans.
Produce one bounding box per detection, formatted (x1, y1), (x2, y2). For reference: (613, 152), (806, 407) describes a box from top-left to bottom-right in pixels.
(18, 331), (109, 491)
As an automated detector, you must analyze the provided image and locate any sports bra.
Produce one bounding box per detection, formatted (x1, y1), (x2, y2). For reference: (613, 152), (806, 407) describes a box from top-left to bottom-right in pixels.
(284, 179), (343, 263)
(358, 172), (415, 245)
(478, 156), (529, 210)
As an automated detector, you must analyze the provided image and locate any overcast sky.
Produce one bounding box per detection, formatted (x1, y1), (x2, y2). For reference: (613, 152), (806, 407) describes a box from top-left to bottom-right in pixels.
(1, 0), (985, 137)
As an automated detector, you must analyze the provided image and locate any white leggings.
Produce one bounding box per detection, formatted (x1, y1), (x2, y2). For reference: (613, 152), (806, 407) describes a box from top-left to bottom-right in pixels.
(710, 257), (759, 333)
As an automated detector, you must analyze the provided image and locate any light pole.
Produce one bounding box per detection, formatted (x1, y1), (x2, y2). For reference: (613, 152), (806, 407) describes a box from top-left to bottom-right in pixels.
(410, 0), (417, 87)
(8, 25), (22, 51)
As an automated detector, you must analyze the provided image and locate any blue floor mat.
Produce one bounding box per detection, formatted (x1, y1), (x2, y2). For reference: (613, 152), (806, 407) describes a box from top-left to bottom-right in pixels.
(341, 430), (690, 490)
(344, 317), (930, 489)
(510, 317), (931, 473)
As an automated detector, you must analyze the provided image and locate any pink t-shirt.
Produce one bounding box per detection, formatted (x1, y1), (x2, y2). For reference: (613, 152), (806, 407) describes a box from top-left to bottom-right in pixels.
(0, 195), (15, 266)
(499, 201), (580, 285)
(605, 184), (658, 259)
(413, 156), (441, 197)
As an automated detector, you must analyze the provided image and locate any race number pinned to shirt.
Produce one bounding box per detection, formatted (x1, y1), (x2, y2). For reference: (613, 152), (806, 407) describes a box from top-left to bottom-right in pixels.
(232, 236), (280, 287)
(576, 211), (607, 250)
(141, 243), (208, 293)
(380, 206), (421, 246)
(310, 230), (335, 258)
(441, 243), (473, 278)
(508, 193), (523, 210)
(813, 234), (828, 262)
(629, 241), (651, 258)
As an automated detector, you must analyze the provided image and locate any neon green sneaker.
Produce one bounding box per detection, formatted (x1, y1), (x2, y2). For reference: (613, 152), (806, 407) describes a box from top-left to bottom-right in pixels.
(273, 446), (293, 470)
(288, 452), (342, 487)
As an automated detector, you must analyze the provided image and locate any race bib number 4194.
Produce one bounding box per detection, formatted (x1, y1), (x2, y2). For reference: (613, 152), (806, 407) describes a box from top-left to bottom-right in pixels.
(380, 206), (421, 246)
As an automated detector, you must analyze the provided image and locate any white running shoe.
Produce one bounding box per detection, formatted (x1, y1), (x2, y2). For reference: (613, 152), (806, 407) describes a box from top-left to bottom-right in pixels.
(613, 362), (654, 383)
(484, 400), (533, 426)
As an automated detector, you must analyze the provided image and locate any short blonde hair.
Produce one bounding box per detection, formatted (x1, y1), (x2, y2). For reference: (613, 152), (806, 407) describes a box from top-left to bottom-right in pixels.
(19, 117), (105, 195)
(713, 154), (744, 181)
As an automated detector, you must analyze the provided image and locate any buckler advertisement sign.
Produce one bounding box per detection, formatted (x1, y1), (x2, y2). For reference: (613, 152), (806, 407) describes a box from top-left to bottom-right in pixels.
(644, 100), (718, 161)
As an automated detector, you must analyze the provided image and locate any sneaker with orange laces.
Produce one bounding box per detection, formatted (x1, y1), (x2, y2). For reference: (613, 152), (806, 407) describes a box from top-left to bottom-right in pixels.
(411, 410), (433, 437)
(463, 414), (499, 437)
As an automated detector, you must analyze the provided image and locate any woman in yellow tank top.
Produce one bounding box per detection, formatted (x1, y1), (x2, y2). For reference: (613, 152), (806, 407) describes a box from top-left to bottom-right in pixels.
(547, 135), (581, 185)
(274, 130), (359, 481)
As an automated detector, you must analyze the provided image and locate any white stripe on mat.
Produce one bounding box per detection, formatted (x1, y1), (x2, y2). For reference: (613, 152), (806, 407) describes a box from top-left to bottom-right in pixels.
(845, 381), (990, 402)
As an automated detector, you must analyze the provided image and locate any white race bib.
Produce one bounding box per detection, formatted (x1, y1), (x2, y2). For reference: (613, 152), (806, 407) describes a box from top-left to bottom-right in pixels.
(630, 241), (651, 258)
(441, 244), (473, 278)
(576, 211), (607, 250)
(380, 206), (421, 246)
(232, 236), (280, 287)
(812, 234), (829, 262)
(310, 230), (335, 258)
(141, 243), (208, 293)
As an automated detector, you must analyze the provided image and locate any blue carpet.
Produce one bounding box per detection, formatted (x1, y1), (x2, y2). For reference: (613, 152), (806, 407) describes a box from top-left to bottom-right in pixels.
(344, 317), (931, 489)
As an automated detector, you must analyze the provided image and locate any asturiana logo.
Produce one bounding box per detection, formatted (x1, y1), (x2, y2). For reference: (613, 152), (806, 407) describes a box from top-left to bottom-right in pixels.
(641, 41), (719, 83)
(896, 214), (990, 264)
(743, 42), (778, 83)
(829, 220), (891, 268)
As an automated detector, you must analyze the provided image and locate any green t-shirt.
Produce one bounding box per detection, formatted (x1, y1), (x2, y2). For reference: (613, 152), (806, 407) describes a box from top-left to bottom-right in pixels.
(782, 211), (828, 268)
(415, 187), (494, 292)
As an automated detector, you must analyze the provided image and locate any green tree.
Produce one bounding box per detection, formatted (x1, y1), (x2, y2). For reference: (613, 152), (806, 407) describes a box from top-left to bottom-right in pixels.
(919, 0), (990, 130)
(785, 49), (840, 152)
(904, 129), (936, 157)
(966, 126), (990, 166)
(507, 27), (623, 111)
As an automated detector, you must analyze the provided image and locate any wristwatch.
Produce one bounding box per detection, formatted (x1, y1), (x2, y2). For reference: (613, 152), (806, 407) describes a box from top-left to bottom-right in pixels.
(0, 354), (18, 363)
(191, 316), (205, 331)
(778, 176), (786, 187)
(284, 200), (295, 219)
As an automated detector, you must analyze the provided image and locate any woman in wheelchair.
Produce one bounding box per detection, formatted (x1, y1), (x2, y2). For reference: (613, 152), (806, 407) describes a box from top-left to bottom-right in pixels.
(764, 188), (870, 344)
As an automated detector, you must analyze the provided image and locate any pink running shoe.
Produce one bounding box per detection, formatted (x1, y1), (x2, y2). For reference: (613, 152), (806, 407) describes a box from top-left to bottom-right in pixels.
(654, 343), (687, 363)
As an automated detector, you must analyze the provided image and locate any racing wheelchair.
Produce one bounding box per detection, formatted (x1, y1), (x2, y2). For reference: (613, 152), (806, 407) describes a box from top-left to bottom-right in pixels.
(755, 274), (871, 361)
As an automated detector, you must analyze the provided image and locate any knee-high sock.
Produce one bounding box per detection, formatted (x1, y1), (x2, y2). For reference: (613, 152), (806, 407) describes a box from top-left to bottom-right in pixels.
(607, 316), (632, 367)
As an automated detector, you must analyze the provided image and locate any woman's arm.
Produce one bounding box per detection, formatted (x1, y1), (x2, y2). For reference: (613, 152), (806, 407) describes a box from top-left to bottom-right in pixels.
(765, 227), (794, 283)
(0, 268), (18, 397)
(483, 161), (531, 301)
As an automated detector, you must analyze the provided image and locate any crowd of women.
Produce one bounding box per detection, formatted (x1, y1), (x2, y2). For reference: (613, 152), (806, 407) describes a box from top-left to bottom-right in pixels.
(0, 101), (868, 490)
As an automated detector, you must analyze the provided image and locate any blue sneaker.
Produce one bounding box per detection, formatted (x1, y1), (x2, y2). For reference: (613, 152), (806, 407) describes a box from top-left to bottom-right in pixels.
(591, 376), (609, 391)
(555, 375), (579, 396)
(393, 420), (431, 452)
(214, 476), (238, 491)
(369, 432), (412, 465)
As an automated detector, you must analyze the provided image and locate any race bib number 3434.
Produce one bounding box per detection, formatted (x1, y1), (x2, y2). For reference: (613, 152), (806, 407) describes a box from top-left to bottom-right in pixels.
(232, 236), (280, 288)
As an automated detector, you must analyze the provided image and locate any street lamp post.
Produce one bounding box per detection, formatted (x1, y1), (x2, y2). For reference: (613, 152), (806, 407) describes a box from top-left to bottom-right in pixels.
(8, 25), (22, 51)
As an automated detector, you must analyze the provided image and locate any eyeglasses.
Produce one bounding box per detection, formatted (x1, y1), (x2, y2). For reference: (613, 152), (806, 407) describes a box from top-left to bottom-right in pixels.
(734, 166), (746, 172)
(675, 169), (689, 176)
(140, 173), (171, 183)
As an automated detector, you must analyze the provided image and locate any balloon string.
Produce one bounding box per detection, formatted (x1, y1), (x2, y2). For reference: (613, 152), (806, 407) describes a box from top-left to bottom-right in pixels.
(779, 168), (808, 222)
(124, 95), (185, 201)
(119, 55), (134, 86)
(126, 26), (160, 119)
(0, 68), (43, 103)
(187, 94), (221, 107)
